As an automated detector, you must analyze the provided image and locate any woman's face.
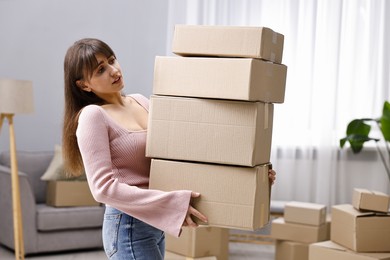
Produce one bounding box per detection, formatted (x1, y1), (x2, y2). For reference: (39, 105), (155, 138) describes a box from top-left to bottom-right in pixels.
(80, 53), (124, 96)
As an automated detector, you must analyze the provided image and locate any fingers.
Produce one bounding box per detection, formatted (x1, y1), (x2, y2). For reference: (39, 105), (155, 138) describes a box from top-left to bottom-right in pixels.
(185, 211), (197, 227)
(188, 205), (208, 223)
(191, 192), (201, 198)
(183, 206), (208, 228)
(189, 192), (207, 223)
(182, 193), (208, 228)
(268, 169), (276, 185)
(183, 207), (200, 228)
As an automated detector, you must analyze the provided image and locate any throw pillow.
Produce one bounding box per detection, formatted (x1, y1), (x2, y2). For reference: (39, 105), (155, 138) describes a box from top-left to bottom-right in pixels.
(40, 145), (86, 181)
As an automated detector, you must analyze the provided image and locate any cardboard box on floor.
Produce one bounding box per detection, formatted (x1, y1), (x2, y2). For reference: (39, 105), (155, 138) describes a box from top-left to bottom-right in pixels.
(172, 25), (284, 63)
(46, 181), (99, 207)
(284, 201), (327, 226)
(165, 251), (217, 260)
(153, 56), (287, 103)
(331, 204), (390, 252)
(149, 159), (271, 230)
(275, 240), (309, 260)
(270, 217), (330, 244)
(165, 226), (229, 259)
(309, 241), (390, 260)
(352, 188), (390, 213)
(146, 95), (274, 167)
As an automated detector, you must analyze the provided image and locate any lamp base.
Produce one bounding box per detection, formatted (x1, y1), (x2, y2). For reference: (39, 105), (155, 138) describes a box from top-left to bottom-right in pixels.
(0, 113), (25, 260)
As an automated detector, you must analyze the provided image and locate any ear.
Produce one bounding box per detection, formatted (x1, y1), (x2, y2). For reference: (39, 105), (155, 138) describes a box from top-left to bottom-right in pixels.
(76, 80), (91, 92)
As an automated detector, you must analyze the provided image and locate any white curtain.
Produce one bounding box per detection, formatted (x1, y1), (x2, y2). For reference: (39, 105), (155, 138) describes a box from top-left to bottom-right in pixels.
(166, 0), (390, 207)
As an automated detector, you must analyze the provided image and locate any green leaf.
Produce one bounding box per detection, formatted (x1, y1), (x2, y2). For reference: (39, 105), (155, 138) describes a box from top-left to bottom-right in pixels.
(339, 134), (379, 153)
(340, 137), (347, 148)
(340, 101), (390, 162)
(346, 119), (371, 136)
(340, 119), (371, 151)
(380, 101), (390, 142)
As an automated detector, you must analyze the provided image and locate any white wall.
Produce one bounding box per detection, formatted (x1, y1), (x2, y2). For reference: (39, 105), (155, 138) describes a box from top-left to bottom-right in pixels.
(0, 0), (169, 151)
(1, 0), (389, 206)
(270, 147), (390, 207)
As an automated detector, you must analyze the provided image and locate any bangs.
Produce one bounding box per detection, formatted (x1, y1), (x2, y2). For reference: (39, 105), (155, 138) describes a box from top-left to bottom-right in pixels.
(79, 40), (115, 79)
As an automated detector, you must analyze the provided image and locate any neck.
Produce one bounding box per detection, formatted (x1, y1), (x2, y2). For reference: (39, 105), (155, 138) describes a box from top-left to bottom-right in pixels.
(99, 93), (124, 106)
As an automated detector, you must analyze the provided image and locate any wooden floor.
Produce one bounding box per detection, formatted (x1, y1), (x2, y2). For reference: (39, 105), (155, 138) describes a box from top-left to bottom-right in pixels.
(0, 221), (278, 259)
(0, 242), (275, 260)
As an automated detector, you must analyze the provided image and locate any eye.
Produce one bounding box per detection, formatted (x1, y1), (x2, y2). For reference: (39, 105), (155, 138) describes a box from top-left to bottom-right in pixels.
(108, 56), (116, 65)
(97, 66), (105, 74)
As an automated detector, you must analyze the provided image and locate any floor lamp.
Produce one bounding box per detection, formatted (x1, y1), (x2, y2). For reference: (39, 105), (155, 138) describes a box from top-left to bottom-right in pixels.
(0, 79), (34, 260)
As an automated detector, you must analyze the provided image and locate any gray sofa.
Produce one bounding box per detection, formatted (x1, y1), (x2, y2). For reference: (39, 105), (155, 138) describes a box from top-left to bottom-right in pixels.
(0, 150), (104, 255)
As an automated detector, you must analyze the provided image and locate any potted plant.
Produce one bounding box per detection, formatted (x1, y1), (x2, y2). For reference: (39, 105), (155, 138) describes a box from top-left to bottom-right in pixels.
(339, 101), (390, 181)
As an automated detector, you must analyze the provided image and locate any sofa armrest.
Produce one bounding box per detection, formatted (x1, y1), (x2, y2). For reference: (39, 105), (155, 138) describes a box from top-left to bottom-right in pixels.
(0, 165), (38, 251)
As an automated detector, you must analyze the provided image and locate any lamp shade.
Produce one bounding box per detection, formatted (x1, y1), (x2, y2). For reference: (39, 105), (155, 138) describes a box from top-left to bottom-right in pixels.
(0, 79), (34, 114)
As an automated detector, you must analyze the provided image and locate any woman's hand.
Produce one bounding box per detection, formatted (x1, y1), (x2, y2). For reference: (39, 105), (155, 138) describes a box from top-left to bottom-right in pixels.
(269, 169), (276, 185)
(182, 192), (208, 227)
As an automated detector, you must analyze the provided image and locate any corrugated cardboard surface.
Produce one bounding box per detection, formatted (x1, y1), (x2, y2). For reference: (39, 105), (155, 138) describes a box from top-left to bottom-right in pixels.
(270, 218), (330, 244)
(153, 56), (287, 103)
(309, 241), (390, 260)
(165, 226), (229, 259)
(149, 159), (271, 230)
(146, 95), (274, 167)
(275, 240), (309, 260)
(165, 251), (217, 260)
(331, 204), (390, 252)
(352, 188), (390, 213)
(284, 201), (327, 226)
(172, 25), (284, 63)
(46, 181), (99, 207)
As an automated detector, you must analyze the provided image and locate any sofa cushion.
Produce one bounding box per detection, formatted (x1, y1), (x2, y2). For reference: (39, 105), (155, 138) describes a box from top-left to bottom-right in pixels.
(0, 150), (53, 203)
(36, 204), (104, 231)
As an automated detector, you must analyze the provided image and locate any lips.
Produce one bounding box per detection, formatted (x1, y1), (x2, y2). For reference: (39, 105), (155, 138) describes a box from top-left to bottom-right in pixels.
(113, 76), (122, 84)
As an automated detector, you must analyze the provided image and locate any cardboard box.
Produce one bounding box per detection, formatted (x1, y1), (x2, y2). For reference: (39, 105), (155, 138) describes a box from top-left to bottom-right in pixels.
(331, 204), (390, 252)
(284, 201), (327, 226)
(275, 240), (309, 260)
(309, 241), (390, 260)
(149, 159), (271, 230)
(153, 56), (287, 103)
(165, 226), (229, 259)
(146, 95), (274, 167)
(270, 218), (330, 244)
(46, 181), (99, 207)
(352, 188), (390, 213)
(172, 25), (284, 63)
(165, 251), (217, 260)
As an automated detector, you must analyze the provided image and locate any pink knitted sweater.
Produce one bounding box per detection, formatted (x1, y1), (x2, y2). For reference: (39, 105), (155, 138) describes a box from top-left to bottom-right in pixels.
(76, 93), (192, 237)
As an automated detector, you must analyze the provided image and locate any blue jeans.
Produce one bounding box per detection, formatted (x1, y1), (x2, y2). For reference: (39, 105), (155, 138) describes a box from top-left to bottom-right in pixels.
(103, 206), (165, 260)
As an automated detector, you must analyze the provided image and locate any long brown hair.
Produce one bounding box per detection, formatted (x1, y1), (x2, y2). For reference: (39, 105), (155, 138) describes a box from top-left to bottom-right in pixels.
(62, 38), (115, 176)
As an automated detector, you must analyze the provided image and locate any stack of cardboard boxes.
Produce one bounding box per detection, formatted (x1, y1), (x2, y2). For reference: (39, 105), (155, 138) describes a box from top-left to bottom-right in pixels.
(270, 201), (331, 260)
(309, 188), (390, 260)
(146, 24), (287, 259)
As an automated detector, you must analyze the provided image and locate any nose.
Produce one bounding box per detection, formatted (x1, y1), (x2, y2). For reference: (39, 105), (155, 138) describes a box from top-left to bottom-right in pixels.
(110, 65), (120, 77)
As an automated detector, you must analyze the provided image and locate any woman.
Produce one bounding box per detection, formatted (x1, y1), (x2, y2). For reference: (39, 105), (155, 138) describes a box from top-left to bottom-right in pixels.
(62, 38), (276, 259)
